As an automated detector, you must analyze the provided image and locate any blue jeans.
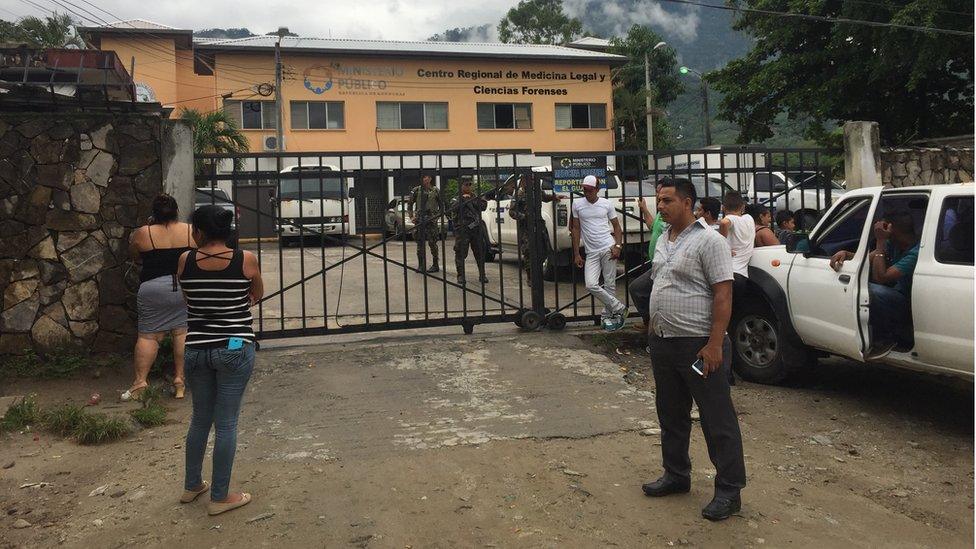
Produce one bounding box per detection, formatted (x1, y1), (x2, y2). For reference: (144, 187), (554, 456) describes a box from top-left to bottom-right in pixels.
(183, 343), (255, 501)
(868, 282), (913, 347)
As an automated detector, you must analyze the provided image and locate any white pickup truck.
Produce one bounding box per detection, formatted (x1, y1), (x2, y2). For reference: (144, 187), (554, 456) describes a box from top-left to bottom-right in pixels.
(730, 183), (974, 384)
(479, 166), (650, 280)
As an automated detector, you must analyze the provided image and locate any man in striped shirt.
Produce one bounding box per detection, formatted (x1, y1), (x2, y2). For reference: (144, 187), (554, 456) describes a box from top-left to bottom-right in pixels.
(641, 178), (746, 522)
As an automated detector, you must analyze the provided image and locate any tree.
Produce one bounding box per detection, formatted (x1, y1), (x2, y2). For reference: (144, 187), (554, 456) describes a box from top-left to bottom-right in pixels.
(609, 25), (684, 151)
(179, 108), (250, 174)
(497, 0), (583, 44)
(0, 12), (84, 48)
(711, 0), (974, 145)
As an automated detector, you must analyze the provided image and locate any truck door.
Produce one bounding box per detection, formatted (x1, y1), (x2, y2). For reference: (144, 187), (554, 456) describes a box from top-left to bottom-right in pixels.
(911, 193), (974, 374)
(786, 191), (880, 359)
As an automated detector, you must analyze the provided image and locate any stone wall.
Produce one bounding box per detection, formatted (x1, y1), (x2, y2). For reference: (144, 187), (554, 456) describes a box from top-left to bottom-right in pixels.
(0, 113), (165, 356)
(881, 147), (974, 188)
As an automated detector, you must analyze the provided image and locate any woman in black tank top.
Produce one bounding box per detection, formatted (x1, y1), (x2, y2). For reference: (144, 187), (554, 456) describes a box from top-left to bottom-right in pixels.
(124, 194), (194, 402)
(176, 205), (264, 516)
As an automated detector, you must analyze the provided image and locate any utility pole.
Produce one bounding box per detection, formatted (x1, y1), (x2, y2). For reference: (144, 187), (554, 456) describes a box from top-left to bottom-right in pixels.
(701, 79), (712, 146)
(645, 41), (667, 168)
(274, 27), (288, 152)
(644, 52), (652, 153)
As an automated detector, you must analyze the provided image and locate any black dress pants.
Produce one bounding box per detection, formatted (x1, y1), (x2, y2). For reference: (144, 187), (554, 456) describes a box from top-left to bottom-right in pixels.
(647, 334), (746, 497)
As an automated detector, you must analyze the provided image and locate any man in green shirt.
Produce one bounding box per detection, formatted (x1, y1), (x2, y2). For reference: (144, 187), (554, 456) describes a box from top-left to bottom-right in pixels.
(628, 180), (666, 329)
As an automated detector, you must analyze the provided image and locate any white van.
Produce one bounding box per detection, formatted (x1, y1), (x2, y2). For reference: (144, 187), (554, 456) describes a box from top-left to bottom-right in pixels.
(276, 165), (352, 246)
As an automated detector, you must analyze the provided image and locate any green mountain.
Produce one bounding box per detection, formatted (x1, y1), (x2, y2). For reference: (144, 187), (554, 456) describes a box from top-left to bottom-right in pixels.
(194, 28), (257, 39)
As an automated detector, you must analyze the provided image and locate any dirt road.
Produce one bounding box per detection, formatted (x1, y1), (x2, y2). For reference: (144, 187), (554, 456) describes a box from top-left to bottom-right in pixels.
(2, 327), (972, 548)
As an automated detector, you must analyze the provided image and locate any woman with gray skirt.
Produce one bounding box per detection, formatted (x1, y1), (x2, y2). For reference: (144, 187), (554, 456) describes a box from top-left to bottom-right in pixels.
(124, 194), (195, 401)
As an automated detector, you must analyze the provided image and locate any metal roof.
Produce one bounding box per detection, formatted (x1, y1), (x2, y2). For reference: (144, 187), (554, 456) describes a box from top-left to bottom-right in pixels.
(193, 35), (626, 63)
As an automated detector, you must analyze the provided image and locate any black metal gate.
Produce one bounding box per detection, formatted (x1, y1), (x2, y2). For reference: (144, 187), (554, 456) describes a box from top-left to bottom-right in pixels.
(193, 147), (839, 340)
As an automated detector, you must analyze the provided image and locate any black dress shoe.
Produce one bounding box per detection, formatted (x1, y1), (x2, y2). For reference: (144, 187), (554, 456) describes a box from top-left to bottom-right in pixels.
(457, 275), (466, 285)
(479, 275), (489, 284)
(701, 494), (741, 521)
(641, 476), (691, 497)
(427, 265), (440, 273)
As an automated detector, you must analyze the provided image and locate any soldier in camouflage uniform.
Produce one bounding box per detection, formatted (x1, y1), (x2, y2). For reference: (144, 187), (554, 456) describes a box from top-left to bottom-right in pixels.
(407, 174), (444, 273)
(507, 175), (560, 285)
(451, 179), (489, 285)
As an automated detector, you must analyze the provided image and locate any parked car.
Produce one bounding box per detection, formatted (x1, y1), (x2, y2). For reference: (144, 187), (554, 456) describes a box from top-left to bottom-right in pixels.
(384, 197), (415, 238)
(730, 183), (974, 385)
(195, 187), (238, 246)
(739, 171), (846, 230)
(275, 165), (351, 246)
(480, 166), (651, 280)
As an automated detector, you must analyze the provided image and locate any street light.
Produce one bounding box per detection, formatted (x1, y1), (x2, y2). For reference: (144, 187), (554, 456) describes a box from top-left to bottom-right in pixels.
(645, 41), (668, 157)
(679, 65), (712, 146)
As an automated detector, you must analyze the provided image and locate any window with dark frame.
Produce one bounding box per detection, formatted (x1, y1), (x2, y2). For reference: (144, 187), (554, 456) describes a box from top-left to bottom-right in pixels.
(477, 103), (532, 129)
(555, 103), (607, 129)
(223, 100), (276, 130)
(376, 102), (448, 130)
(290, 101), (345, 129)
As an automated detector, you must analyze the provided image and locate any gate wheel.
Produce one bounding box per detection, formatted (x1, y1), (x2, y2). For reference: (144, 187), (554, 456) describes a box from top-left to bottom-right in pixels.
(548, 313), (567, 331)
(520, 310), (542, 331)
(514, 308), (526, 328)
(462, 321), (474, 335)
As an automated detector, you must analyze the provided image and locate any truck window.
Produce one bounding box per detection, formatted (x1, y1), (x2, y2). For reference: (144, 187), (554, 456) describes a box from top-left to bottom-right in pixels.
(935, 196), (974, 265)
(809, 197), (872, 257)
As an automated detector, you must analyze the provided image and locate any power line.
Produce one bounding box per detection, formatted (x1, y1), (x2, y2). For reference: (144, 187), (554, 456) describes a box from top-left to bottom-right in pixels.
(837, 0), (972, 18)
(658, 0), (974, 36)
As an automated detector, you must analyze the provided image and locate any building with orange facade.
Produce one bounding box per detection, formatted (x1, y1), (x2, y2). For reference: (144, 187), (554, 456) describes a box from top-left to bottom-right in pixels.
(80, 20), (624, 155)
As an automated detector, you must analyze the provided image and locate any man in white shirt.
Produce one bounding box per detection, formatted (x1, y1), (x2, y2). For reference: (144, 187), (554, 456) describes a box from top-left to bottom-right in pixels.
(571, 175), (626, 330)
(718, 192), (755, 278)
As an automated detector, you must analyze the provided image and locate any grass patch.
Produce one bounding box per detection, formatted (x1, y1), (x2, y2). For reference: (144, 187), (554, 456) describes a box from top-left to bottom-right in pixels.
(0, 349), (126, 379)
(131, 402), (167, 427)
(41, 404), (88, 437)
(0, 394), (40, 432)
(140, 384), (165, 405)
(73, 413), (130, 445)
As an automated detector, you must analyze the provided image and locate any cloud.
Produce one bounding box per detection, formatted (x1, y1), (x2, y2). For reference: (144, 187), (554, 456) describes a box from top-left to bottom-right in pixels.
(564, 0), (701, 42)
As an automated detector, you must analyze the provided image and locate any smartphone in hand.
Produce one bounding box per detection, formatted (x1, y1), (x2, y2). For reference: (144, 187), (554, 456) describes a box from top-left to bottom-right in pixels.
(691, 358), (705, 377)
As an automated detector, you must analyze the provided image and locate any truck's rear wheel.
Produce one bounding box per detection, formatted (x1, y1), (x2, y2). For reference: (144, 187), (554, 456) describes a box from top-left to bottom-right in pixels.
(730, 302), (814, 385)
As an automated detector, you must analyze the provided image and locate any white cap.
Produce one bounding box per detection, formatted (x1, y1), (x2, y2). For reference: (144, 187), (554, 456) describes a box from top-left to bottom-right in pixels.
(582, 175), (598, 188)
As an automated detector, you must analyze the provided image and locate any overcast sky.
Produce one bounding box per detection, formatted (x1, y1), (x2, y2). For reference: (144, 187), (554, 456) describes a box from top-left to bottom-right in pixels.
(6, 0), (522, 41)
(7, 0), (704, 43)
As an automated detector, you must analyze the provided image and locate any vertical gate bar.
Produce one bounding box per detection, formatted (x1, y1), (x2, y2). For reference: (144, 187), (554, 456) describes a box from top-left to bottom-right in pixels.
(360, 154), (370, 327)
(440, 157), (449, 322)
(636, 151), (647, 311)
(528, 170), (545, 315)
(569, 156), (578, 318)
(319, 154), (327, 331)
(252, 157), (263, 334)
(276, 154), (285, 332)
(552, 154), (560, 319)
(619, 153), (629, 310)
(457, 154), (467, 319)
(719, 149), (727, 195)
(381, 155), (391, 325)
(297, 155), (307, 333)
(400, 161), (410, 323)
(475, 154), (487, 317)
(495, 153), (512, 315)
(420, 155), (430, 321)
(783, 151), (792, 218)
